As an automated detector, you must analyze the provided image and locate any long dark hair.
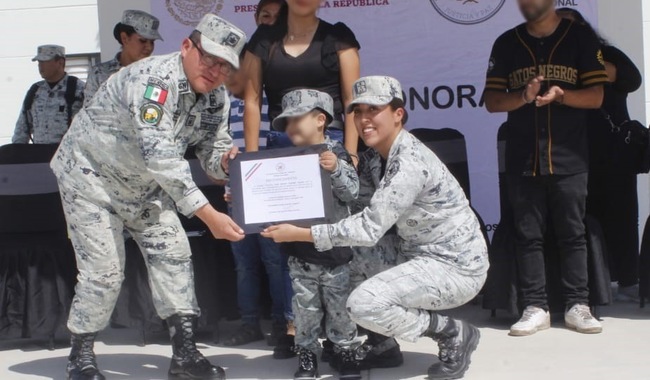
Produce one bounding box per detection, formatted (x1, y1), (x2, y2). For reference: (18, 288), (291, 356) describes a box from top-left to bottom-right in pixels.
(272, 2), (289, 41)
(557, 7), (608, 47)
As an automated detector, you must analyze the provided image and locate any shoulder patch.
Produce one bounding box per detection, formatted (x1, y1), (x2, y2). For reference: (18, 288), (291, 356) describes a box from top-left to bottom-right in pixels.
(144, 78), (169, 104)
(140, 103), (163, 125)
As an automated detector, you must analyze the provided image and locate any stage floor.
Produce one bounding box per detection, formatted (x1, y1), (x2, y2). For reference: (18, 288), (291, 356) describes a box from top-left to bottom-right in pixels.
(1, 299), (649, 380)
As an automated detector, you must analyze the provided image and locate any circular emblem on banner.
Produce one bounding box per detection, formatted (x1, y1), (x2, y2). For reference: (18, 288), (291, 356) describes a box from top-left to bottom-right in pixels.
(430, 0), (505, 25)
(276, 162), (286, 172)
(166, 0), (225, 26)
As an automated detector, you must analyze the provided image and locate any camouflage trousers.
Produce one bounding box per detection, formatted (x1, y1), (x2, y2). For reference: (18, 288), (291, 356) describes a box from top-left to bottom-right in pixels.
(288, 257), (363, 353)
(58, 180), (199, 334)
(347, 255), (487, 343)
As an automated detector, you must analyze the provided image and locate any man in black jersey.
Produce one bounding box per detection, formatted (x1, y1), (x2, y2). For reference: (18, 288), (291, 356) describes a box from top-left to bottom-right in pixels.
(484, 0), (608, 336)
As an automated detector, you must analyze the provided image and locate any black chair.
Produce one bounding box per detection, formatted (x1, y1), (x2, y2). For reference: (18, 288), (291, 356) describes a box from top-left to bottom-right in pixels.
(482, 123), (612, 317)
(410, 128), (471, 201)
(410, 128), (490, 248)
(111, 147), (239, 344)
(0, 144), (76, 349)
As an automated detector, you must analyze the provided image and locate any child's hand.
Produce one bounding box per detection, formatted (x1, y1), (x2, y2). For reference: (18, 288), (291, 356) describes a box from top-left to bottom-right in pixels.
(223, 192), (232, 203)
(319, 151), (338, 172)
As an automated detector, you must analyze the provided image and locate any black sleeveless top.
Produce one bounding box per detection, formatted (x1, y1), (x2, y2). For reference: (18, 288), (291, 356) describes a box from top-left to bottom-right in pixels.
(247, 20), (360, 131)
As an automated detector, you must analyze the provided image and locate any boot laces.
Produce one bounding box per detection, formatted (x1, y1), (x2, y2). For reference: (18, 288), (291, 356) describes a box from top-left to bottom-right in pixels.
(298, 350), (316, 371)
(178, 317), (205, 362)
(438, 326), (462, 363)
(74, 335), (98, 370)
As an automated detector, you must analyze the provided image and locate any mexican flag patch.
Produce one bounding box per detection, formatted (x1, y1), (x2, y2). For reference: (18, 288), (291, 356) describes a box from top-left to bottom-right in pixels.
(143, 85), (168, 104)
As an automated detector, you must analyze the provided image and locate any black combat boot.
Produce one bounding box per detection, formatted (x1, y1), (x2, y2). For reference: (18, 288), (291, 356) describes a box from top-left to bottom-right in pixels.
(293, 349), (318, 380)
(354, 332), (403, 370)
(424, 314), (481, 380)
(66, 333), (105, 380)
(320, 339), (335, 363)
(334, 349), (362, 380)
(167, 314), (226, 380)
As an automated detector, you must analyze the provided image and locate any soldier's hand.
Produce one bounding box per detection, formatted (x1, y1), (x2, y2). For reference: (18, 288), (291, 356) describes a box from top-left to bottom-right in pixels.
(319, 151), (338, 172)
(196, 205), (244, 242)
(221, 146), (241, 174)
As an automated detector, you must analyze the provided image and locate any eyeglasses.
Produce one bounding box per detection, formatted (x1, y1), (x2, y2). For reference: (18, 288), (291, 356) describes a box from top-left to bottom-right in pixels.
(190, 39), (234, 76)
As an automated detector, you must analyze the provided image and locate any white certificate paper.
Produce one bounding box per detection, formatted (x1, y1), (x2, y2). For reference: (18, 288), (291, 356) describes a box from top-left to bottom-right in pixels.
(240, 153), (325, 224)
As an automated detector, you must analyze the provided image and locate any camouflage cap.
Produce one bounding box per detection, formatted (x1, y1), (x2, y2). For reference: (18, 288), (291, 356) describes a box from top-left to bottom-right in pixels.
(272, 89), (335, 130)
(195, 14), (247, 69)
(32, 45), (65, 62)
(122, 10), (163, 41)
(346, 76), (404, 113)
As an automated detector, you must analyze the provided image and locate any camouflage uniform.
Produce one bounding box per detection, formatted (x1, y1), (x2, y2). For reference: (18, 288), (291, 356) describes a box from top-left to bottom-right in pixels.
(273, 90), (363, 354)
(84, 10), (163, 103)
(51, 52), (233, 334)
(83, 53), (122, 104)
(311, 76), (489, 344)
(13, 45), (84, 144)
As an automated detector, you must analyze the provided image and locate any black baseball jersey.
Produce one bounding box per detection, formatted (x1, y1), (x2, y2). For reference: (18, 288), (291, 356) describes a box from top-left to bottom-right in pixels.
(485, 19), (608, 176)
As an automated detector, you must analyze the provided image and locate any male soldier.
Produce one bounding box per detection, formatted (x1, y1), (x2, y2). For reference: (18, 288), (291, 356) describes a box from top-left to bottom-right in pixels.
(51, 14), (246, 380)
(484, 0), (607, 336)
(84, 10), (163, 103)
(13, 45), (84, 144)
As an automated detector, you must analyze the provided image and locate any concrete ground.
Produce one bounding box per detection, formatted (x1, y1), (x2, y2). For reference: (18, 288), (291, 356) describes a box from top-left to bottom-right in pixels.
(1, 300), (649, 380)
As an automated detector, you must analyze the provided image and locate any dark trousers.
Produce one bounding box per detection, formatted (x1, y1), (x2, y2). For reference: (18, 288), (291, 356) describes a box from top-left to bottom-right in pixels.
(587, 171), (639, 287)
(507, 173), (589, 309)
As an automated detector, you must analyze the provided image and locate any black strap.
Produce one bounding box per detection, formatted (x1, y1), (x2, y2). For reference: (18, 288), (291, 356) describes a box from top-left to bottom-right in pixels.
(22, 83), (40, 142)
(64, 76), (80, 126)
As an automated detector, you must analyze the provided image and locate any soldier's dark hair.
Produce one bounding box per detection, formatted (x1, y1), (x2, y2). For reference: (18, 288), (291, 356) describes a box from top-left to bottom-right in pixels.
(255, 0), (285, 20)
(388, 98), (409, 125)
(113, 23), (137, 46)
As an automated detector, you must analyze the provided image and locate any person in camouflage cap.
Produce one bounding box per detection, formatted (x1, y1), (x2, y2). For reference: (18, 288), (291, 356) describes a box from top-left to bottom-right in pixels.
(51, 13), (246, 380)
(260, 89), (363, 380)
(263, 76), (489, 380)
(13, 45), (84, 144)
(84, 10), (164, 103)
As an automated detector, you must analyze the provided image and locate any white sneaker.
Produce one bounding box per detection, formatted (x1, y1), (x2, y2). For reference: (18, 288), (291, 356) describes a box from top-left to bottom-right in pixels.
(509, 306), (551, 336)
(565, 304), (602, 334)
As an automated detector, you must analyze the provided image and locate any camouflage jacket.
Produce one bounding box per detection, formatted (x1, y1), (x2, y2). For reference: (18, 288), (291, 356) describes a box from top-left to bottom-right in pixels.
(84, 53), (122, 104)
(311, 129), (489, 274)
(13, 74), (84, 144)
(51, 52), (232, 218)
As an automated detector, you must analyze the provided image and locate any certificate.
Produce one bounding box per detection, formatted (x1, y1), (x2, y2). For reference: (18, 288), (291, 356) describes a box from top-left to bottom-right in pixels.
(229, 145), (334, 234)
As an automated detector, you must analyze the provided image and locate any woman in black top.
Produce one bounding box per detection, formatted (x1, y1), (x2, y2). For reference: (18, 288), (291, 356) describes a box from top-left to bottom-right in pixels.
(559, 9), (643, 300)
(241, 0), (361, 158)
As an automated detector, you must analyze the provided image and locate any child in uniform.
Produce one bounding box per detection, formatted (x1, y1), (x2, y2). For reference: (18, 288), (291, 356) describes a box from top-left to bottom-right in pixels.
(271, 89), (363, 380)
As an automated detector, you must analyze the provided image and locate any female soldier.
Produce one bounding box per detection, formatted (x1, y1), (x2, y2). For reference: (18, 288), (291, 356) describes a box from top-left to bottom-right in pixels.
(84, 10), (163, 102)
(262, 76), (489, 380)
